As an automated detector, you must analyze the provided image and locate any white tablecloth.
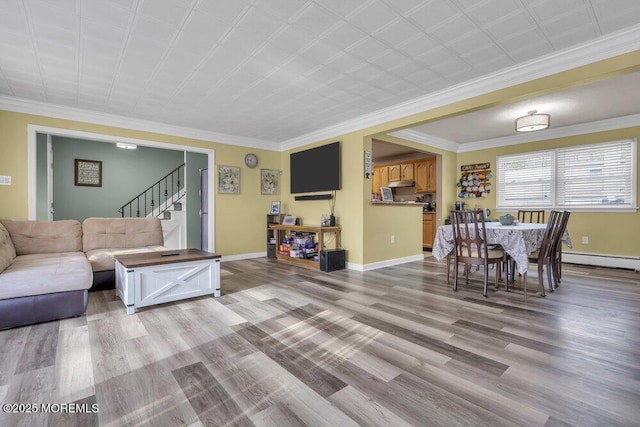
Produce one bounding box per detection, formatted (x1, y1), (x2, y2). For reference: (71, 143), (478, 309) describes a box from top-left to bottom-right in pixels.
(432, 222), (572, 274)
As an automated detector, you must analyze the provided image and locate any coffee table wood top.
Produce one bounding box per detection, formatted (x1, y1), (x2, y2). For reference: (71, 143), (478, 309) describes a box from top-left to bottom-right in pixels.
(114, 248), (221, 269)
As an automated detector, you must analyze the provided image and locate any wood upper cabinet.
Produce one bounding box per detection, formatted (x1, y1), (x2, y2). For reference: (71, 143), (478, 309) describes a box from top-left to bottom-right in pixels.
(415, 157), (436, 193)
(401, 163), (414, 180)
(388, 163), (413, 182)
(388, 164), (401, 182)
(426, 158), (436, 192)
(415, 160), (428, 192)
(371, 166), (389, 193)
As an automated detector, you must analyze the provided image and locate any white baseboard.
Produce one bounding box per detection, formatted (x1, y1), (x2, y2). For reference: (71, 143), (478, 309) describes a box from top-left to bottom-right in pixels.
(221, 252), (266, 262)
(354, 254), (426, 272)
(563, 251), (640, 271)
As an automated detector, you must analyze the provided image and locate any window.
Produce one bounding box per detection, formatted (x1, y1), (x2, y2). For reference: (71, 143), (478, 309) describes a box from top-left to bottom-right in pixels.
(497, 139), (637, 211)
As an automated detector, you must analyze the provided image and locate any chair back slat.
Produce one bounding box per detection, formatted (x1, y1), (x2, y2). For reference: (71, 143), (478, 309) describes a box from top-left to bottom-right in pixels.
(518, 209), (545, 223)
(552, 211), (571, 255)
(536, 210), (562, 262)
(450, 209), (487, 260)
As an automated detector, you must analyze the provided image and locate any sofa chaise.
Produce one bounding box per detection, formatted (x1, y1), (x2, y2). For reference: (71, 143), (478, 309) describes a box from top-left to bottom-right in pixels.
(0, 217), (166, 329)
(0, 219), (92, 329)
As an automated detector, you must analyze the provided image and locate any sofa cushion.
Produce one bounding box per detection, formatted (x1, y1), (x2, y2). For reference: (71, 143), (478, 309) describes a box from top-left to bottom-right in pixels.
(82, 217), (164, 252)
(0, 219), (83, 255)
(0, 222), (17, 274)
(85, 246), (167, 272)
(0, 252), (92, 300)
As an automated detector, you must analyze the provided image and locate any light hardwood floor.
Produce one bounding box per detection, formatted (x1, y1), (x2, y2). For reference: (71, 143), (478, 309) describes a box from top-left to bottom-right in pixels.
(1, 256), (639, 426)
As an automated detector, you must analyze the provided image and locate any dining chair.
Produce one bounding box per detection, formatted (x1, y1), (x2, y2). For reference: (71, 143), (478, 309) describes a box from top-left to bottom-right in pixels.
(518, 210), (563, 298)
(517, 209), (546, 223)
(550, 210), (571, 287)
(450, 210), (506, 297)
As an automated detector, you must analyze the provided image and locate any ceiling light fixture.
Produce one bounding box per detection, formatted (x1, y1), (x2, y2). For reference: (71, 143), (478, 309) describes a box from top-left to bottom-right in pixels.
(116, 142), (137, 149)
(515, 110), (550, 132)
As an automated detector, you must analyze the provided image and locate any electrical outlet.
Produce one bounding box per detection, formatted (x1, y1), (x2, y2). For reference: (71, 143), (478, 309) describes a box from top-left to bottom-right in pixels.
(390, 235), (395, 244)
(0, 175), (11, 185)
(582, 236), (589, 245)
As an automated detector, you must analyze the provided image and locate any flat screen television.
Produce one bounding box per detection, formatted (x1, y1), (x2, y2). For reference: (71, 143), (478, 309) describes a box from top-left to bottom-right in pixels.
(290, 141), (340, 194)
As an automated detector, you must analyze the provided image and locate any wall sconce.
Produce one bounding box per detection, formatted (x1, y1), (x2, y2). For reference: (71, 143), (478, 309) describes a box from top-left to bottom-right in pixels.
(515, 110), (550, 132)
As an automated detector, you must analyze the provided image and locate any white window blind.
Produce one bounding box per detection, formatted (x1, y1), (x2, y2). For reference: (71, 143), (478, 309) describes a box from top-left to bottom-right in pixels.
(557, 140), (635, 208)
(496, 139), (637, 211)
(496, 150), (554, 209)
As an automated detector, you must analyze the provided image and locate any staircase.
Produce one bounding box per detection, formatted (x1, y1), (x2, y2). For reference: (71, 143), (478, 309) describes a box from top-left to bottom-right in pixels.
(118, 163), (186, 218)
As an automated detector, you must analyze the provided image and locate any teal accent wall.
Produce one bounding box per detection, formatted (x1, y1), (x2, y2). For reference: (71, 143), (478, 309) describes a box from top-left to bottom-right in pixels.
(186, 152), (208, 249)
(52, 137), (184, 222)
(36, 133), (48, 221)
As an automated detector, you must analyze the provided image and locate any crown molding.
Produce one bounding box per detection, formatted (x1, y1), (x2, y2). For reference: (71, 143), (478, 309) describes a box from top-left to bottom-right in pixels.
(386, 129), (459, 152)
(281, 24), (640, 150)
(457, 113), (640, 152)
(0, 95), (281, 151)
(393, 113), (640, 153)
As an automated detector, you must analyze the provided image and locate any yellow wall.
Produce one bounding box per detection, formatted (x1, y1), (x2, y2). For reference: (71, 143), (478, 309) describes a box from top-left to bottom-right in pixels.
(0, 110), (281, 256)
(458, 127), (640, 257)
(281, 133), (366, 264)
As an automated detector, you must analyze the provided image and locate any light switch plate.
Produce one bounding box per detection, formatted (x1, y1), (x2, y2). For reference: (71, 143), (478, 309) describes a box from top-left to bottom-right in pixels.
(0, 175), (11, 185)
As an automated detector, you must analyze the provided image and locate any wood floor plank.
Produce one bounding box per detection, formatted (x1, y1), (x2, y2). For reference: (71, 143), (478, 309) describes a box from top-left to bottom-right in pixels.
(15, 322), (59, 374)
(54, 324), (95, 404)
(328, 385), (413, 427)
(172, 361), (253, 426)
(234, 322), (348, 398)
(1, 257), (639, 425)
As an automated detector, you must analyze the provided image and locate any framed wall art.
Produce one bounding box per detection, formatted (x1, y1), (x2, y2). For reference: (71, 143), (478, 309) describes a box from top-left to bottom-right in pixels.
(261, 169), (280, 195)
(270, 201), (281, 214)
(380, 187), (393, 202)
(218, 165), (240, 194)
(74, 159), (102, 187)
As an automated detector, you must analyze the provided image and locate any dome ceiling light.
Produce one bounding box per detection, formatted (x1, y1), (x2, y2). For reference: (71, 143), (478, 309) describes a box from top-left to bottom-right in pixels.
(515, 110), (550, 132)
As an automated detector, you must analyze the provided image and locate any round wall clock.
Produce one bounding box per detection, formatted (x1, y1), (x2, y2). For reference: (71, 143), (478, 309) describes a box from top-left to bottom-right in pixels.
(244, 153), (258, 168)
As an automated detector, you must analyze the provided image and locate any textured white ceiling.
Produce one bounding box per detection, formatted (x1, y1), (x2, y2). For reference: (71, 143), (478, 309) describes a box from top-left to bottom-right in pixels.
(1, 0), (640, 146)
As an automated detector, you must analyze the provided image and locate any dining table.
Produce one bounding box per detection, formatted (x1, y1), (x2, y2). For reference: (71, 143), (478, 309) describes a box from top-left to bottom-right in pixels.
(432, 222), (572, 275)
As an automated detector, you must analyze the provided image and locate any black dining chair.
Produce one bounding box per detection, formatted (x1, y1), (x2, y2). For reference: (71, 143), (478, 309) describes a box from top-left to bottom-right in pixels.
(450, 210), (506, 297)
(550, 210), (571, 287)
(517, 209), (546, 223)
(515, 210), (563, 298)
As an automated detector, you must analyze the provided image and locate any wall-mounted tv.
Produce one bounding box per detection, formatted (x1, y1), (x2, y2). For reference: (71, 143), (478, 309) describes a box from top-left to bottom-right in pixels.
(290, 141), (340, 194)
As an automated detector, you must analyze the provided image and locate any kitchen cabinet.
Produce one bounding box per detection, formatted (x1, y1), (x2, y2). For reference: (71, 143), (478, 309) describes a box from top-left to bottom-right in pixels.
(415, 157), (436, 193)
(401, 163), (414, 180)
(372, 166), (389, 194)
(388, 164), (401, 182)
(388, 163), (414, 182)
(422, 212), (435, 249)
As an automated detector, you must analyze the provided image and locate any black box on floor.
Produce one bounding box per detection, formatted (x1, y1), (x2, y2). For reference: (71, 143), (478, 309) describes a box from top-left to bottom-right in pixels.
(319, 249), (345, 272)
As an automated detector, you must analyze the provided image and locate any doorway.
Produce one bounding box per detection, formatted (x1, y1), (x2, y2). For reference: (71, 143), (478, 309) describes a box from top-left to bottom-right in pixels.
(27, 125), (216, 252)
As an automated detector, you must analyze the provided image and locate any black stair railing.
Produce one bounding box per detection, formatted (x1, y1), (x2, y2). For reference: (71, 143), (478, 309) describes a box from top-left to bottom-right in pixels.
(118, 163), (185, 218)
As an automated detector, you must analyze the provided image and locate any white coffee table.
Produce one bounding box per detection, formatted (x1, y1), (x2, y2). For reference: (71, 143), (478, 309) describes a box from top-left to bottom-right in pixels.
(114, 249), (221, 314)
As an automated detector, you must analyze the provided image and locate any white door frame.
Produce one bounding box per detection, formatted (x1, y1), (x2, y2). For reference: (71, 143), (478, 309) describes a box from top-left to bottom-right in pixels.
(46, 134), (53, 220)
(27, 124), (216, 252)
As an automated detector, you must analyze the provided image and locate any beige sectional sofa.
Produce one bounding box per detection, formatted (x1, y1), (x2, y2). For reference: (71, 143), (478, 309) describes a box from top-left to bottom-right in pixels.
(82, 217), (166, 290)
(0, 217), (165, 329)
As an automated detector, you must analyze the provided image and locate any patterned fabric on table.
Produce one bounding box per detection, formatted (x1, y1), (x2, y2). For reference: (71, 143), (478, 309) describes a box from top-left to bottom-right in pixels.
(433, 223), (572, 275)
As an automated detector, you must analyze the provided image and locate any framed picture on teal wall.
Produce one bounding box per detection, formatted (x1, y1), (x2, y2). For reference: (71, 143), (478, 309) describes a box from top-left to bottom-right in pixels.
(74, 159), (102, 187)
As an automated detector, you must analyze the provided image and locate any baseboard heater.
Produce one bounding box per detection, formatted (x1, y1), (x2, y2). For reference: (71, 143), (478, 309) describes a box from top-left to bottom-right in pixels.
(294, 194), (332, 201)
(563, 251), (640, 271)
